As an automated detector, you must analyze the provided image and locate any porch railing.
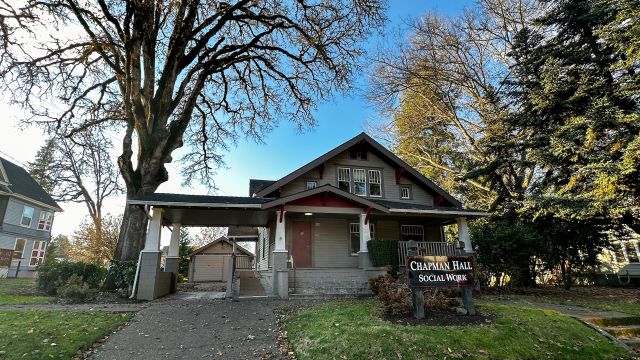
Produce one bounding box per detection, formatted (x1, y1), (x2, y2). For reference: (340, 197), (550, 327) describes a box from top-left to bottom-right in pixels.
(398, 241), (463, 267)
(235, 255), (255, 270)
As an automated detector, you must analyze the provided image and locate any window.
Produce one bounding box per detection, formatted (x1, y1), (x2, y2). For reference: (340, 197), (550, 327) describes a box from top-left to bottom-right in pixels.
(29, 240), (46, 266)
(353, 169), (366, 196)
(37, 211), (53, 231)
(306, 181), (317, 190)
(13, 239), (26, 259)
(400, 186), (411, 199)
(368, 170), (381, 197)
(20, 206), (34, 227)
(349, 223), (375, 255)
(349, 149), (367, 160)
(338, 167), (351, 192)
(401, 225), (424, 242)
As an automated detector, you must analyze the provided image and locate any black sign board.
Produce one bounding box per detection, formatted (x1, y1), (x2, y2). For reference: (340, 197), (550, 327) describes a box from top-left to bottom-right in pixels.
(406, 255), (475, 288)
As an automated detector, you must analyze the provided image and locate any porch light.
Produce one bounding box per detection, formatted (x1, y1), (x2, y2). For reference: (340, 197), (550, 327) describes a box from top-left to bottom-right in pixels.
(304, 212), (313, 216)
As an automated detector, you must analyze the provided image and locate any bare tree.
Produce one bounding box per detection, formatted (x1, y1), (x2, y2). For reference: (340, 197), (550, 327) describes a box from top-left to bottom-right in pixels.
(2, 1), (385, 260)
(194, 227), (228, 247)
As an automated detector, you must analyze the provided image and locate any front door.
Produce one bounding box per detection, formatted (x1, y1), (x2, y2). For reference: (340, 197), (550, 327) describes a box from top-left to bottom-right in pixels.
(292, 221), (312, 268)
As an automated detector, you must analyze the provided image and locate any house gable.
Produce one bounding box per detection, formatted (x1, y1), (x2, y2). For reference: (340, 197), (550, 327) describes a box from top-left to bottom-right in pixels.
(0, 158), (61, 211)
(255, 133), (461, 207)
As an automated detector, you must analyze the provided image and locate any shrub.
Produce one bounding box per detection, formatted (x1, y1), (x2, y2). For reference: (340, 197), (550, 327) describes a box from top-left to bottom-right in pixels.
(369, 275), (461, 315)
(57, 274), (94, 303)
(107, 260), (137, 290)
(37, 260), (107, 295)
(367, 240), (399, 272)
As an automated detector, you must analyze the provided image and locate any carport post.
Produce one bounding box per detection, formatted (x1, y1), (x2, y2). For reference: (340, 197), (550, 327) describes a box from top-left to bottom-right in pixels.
(136, 207), (164, 301)
(165, 223), (181, 293)
(272, 209), (289, 299)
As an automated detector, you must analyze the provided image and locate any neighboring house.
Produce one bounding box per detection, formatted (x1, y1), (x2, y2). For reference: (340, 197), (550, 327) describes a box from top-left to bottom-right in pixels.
(129, 133), (487, 300)
(187, 236), (254, 282)
(0, 157), (62, 277)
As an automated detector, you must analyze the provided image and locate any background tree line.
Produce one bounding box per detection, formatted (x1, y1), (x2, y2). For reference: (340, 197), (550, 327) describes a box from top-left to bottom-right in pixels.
(369, 0), (639, 288)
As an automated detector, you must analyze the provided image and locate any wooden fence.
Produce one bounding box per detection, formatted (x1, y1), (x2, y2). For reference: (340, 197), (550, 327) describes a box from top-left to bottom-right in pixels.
(398, 241), (462, 267)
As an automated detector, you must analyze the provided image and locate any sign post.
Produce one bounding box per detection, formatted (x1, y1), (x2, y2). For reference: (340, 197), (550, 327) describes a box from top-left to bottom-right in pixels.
(406, 240), (424, 319)
(406, 250), (476, 315)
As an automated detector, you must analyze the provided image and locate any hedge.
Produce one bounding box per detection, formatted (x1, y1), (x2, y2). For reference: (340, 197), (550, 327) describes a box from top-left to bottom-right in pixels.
(36, 260), (107, 295)
(367, 240), (399, 269)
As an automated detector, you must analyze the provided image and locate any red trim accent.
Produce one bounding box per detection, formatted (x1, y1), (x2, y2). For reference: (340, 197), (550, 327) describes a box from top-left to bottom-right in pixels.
(395, 167), (405, 184)
(364, 207), (372, 225)
(434, 196), (445, 206)
(289, 193), (360, 208)
(321, 191), (329, 206)
(318, 163), (325, 179)
(279, 205), (285, 223)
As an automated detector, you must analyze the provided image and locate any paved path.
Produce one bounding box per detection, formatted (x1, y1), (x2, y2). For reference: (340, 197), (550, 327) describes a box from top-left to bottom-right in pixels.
(88, 294), (288, 360)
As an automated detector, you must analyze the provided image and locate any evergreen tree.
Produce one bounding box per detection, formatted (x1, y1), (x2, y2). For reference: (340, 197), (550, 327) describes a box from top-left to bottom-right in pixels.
(178, 228), (193, 280)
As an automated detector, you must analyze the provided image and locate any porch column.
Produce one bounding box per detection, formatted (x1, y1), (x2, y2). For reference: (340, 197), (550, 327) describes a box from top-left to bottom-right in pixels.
(634, 241), (640, 262)
(272, 210), (288, 299)
(457, 217), (473, 254)
(358, 213), (372, 269)
(137, 207), (164, 301)
(164, 223), (181, 293)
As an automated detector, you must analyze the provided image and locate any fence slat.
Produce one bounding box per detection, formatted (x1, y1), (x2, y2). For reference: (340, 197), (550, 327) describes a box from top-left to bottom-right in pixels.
(398, 241), (461, 266)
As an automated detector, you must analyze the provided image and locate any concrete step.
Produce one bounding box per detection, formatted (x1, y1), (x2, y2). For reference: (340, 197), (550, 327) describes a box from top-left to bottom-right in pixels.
(603, 325), (640, 338)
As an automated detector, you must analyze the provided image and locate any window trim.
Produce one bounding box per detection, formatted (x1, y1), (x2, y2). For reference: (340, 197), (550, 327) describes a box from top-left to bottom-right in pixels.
(400, 224), (424, 241)
(20, 206), (34, 228)
(352, 168), (367, 196)
(13, 238), (26, 259)
(337, 167), (351, 193)
(37, 211), (53, 231)
(349, 222), (375, 256)
(336, 165), (384, 198)
(400, 185), (412, 200)
(368, 169), (382, 198)
(305, 180), (317, 190)
(29, 240), (46, 267)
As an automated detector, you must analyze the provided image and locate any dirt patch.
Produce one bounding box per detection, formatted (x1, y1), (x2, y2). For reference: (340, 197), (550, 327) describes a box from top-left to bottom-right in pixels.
(52, 290), (140, 305)
(382, 309), (493, 327)
(177, 282), (226, 292)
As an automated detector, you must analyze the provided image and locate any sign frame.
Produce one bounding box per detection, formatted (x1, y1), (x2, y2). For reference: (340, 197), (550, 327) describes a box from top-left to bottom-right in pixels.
(406, 255), (475, 288)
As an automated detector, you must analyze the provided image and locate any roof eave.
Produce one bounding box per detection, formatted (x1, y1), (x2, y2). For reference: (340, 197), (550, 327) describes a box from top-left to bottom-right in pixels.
(261, 184), (390, 213)
(126, 199), (264, 209)
(387, 208), (490, 217)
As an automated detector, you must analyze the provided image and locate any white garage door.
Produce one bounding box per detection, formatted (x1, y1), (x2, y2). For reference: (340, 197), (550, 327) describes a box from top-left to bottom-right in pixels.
(193, 254), (230, 282)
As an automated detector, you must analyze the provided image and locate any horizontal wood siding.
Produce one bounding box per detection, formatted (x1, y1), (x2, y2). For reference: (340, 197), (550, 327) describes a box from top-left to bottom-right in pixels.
(191, 255), (230, 282)
(311, 218), (358, 268)
(376, 220), (400, 240)
(279, 150), (434, 206)
(257, 227), (270, 270)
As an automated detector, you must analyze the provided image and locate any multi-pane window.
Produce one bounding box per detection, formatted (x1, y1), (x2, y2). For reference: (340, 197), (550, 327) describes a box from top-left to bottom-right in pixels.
(37, 211), (53, 231)
(30, 240), (46, 266)
(349, 223), (375, 255)
(338, 168), (351, 192)
(400, 186), (411, 199)
(401, 225), (424, 241)
(20, 206), (34, 227)
(368, 170), (381, 197)
(13, 239), (26, 259)
(353, 169), (366, 196)
(306, 181), (317, 190)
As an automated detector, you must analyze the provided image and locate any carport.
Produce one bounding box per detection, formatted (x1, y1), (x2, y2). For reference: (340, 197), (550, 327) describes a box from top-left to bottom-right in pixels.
(128, 193), (274, 301)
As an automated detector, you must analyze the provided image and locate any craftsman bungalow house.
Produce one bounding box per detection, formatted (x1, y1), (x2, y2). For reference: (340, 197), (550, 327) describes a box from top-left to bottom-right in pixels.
(129, 133), (487, 300)
(0, 157), (62, 277)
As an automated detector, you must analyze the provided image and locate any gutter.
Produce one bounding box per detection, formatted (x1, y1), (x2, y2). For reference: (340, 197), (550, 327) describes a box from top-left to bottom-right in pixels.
(388, 208), (491, 217)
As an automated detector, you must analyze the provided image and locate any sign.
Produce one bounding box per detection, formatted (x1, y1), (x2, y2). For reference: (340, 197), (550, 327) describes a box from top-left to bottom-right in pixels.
(0, 249), (13, 268)
(406, 255), (475, 288)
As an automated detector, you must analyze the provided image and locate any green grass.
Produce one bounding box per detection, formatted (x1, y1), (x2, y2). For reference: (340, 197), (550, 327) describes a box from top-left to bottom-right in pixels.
(0, 310), (131, 359)
(0, 278), (51, 305)
(283, 300), (632, 360)
(484, 294), (640, 316)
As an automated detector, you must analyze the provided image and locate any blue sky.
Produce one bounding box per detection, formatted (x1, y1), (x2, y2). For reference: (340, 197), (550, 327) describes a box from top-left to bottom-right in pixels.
(201, 0), (474, 198)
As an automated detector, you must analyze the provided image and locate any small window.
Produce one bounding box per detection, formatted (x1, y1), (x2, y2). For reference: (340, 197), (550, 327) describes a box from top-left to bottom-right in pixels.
(353, 169), (366, 196)
(338, 168), (351, 192)
(14, 239), (26, 259)
(20, 206), (34, 227)
(306, 181), (317, 190)
(368, 170), (381, 197)
(37, 211), (53, 231)
(30, 240), (46, 266)
(349, 149), (367, 160)
(349, 223), (375, 255)
(400, 186), (411, 199)
(401, 225), (424, 241)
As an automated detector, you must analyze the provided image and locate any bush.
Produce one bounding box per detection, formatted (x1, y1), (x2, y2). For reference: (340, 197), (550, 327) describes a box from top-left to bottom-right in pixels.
(367, 240), (399, 272)
(369, 275), (461, 315)
(36, 260), (107, 295)
(57, 274), (94, 303)
(107, 260), (137, 290)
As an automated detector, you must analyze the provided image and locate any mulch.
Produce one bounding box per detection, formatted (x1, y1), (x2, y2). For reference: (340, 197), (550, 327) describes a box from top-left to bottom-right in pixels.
(382, 308), (493, 327)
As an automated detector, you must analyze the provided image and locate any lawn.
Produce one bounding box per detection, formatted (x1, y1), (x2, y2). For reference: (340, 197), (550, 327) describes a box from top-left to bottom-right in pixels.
(0, 310), (131, 359)
(0, 278), (52, 305)
(481, 287), (640, 316)
(283, 300), (632, 360)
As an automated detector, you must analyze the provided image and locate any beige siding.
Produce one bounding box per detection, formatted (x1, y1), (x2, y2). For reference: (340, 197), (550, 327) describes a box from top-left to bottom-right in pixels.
(311, 218), (358, 268)
(376, 220), (400, 240)
(257, 227), (270, 270)
(201, 241), (233, 254)
(279, 150), (434, 206)
(424, 226), (442, 242)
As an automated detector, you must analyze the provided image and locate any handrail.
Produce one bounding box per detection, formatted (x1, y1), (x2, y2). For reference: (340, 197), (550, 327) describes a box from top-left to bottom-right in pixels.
(398, 241), (463, 266)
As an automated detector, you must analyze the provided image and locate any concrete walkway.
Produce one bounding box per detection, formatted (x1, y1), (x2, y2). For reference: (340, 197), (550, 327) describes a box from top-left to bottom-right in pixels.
(88, 294), (288, 360)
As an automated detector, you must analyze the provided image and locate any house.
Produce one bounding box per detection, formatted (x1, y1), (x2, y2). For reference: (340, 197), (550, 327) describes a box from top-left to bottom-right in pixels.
(0, 157), (62, 277)
(187, 236), (255, 282)
(128, 133), (488, 300)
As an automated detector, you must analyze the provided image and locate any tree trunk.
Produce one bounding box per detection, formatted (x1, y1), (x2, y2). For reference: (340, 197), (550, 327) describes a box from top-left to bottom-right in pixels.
(116, 202), (150, 260)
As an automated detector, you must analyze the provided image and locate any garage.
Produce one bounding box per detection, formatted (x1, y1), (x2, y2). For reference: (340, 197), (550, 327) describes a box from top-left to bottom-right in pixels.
(188, 236), (254, 283)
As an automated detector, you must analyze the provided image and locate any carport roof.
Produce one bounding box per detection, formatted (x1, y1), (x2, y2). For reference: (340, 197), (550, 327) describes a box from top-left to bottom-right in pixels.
(128, 193), (272, 208)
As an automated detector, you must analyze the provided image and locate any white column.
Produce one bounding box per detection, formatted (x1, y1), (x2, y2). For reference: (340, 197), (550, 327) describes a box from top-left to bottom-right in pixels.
(143, 207), (163, 251)
(633, 241), (640, 262)
(275, 210), (286, 251)
(621, 242), (629, 263)
(359, 213), (371, 253)
(168, 223), (181, 257)
(457, 217), (473, 253)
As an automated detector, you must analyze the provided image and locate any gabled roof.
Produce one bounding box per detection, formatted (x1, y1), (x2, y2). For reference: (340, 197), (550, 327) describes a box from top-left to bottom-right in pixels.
(0, 157), (61, 211)
(249, 179), (275, 197)
(254, 133), (462, 207)
(188, 236), (254, 257)
(261, 184), (389, 212)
